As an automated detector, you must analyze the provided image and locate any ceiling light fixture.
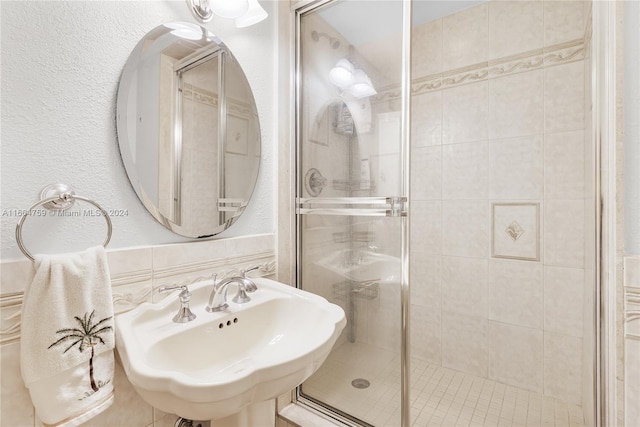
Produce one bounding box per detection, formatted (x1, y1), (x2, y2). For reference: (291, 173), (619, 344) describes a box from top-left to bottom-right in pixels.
(236, 0), (269, 27)
(209, 0), (248, 18)
(329, 59), (355, 90)
(185, 0), (214, 22)
(185, 0), (267, 26)
(329, 59), (377, 99)
(349, 69), (377, 99)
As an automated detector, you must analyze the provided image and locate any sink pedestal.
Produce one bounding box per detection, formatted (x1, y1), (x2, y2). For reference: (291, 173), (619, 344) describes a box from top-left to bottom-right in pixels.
(210, 399), (275, 427)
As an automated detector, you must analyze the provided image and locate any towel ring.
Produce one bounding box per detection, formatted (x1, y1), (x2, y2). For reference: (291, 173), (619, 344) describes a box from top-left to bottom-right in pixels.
(15, 184), (113, 262)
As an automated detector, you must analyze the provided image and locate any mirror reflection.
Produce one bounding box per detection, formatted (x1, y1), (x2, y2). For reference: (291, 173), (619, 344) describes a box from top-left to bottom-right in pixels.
(117, 22), (261, 238)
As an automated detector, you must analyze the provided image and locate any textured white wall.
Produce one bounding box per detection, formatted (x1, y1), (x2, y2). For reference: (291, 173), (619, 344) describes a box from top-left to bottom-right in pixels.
(0, 1), (276, 260)
(625, 1), (640, 255)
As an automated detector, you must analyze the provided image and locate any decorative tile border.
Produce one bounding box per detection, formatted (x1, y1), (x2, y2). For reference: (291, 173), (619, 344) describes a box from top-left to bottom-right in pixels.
(624, 256), (640, 341)
(152, 252), (274, 282)
(374, 38), (586, 103)
(0, 294), (22, 344)
(227, 100), (254, 118)
(181, 84), (253, 118)
(491, 203), (540, 262)
(182, 83), (218, 107)
(0, 234), (275, 344)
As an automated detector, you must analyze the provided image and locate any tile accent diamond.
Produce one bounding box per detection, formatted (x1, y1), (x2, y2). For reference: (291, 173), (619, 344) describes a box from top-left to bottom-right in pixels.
(492, 203), (540, 261)
(506, 221), (525, 241)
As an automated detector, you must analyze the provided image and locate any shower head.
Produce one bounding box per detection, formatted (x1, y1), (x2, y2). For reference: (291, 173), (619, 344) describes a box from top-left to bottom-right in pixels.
(311, 30), (340, 49)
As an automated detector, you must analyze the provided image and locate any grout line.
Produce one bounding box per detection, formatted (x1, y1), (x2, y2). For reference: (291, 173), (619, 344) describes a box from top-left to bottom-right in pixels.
(304, 342), (585, 427)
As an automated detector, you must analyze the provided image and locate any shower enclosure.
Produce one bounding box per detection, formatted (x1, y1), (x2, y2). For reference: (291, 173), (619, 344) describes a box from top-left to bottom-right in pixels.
(294, 1), (597, 426)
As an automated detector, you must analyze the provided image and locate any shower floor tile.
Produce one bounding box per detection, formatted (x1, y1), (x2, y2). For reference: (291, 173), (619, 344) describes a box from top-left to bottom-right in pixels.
(303, 342), (586, 427)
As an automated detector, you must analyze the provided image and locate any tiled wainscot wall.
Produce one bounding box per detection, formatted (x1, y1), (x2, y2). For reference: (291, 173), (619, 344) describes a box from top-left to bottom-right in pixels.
(624, 256), (640, 426)
(0, 234), (275, 427)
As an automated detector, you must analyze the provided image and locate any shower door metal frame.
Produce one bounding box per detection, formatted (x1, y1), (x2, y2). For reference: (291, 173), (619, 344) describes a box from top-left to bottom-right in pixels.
(172, 46), (224, 228)
(292, 0), (412, 426)
(289, 1), (616, 427)
(592, 1), (618, 426)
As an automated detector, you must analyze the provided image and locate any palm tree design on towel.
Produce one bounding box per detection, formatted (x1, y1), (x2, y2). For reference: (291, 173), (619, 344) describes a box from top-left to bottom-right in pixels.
(48, 310), (113, 395)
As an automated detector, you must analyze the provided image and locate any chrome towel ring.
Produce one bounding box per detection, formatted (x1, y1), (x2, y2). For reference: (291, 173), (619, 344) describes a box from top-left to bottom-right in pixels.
(15, 184), (113, 262)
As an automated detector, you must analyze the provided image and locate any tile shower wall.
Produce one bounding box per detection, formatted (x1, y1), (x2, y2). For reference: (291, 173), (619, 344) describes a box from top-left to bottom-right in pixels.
(406, 1), (591, 406)
(0, 234), (275, 427)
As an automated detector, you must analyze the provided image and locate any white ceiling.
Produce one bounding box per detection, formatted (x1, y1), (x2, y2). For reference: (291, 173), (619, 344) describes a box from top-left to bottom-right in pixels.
(318, 0), (486, 47)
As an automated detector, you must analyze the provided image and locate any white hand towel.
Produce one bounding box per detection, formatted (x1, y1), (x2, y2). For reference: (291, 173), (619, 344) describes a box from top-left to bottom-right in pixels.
(20, 246), (115, 427)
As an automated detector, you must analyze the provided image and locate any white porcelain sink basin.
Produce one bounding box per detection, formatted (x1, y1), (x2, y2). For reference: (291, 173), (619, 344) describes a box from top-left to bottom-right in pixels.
(316, 249), (400, 282)
(115, 278), (345, 421)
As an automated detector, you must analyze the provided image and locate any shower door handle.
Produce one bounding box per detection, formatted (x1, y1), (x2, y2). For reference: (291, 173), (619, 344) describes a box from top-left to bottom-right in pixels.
(297, 196), (407, 217)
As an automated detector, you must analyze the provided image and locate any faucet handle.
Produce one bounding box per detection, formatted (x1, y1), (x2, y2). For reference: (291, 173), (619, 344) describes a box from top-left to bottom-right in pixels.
(158, 284), (188, 294)
(240, 267), (259, 292)
(240, 266), (260, 277)
(157, 285), (196, 323)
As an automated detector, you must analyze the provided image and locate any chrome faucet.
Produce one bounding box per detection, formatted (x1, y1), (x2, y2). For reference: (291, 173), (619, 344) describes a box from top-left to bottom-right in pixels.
(157, 284), (197, 323)
(206, 267), (259, 312)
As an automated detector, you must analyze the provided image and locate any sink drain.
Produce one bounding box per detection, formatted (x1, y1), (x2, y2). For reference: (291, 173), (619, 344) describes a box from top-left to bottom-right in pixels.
(351, 378), (370, 389)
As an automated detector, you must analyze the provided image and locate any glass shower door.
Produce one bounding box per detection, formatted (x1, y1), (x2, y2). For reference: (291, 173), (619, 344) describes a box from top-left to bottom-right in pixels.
(296, 1), (408, 426)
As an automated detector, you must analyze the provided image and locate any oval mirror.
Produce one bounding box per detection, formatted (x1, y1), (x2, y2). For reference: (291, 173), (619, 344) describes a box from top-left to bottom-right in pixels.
(116, 22), (261, 238)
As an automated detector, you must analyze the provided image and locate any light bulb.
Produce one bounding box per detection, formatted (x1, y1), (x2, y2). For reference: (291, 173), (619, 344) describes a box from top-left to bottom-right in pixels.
(329, 59), (355, 90)
(349, 69), (377, 98)
(210, 0), (249, 18)
(236, 0), (268, 27)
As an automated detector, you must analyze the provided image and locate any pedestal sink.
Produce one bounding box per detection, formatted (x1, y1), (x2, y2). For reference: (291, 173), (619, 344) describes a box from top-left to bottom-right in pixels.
(115, 278), (346, 423)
